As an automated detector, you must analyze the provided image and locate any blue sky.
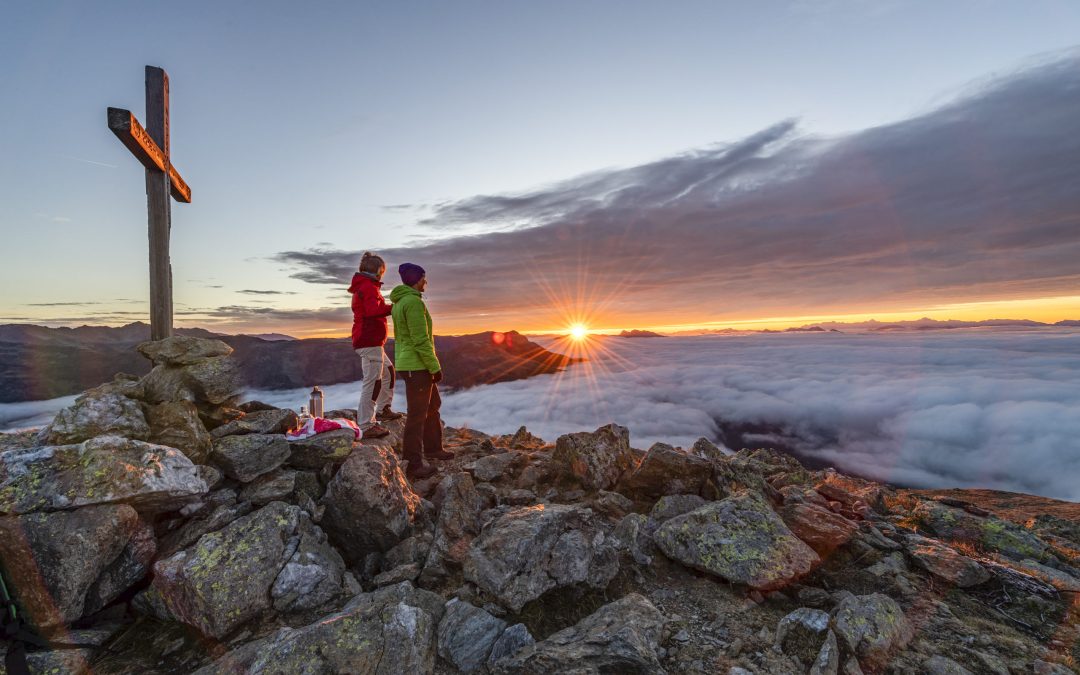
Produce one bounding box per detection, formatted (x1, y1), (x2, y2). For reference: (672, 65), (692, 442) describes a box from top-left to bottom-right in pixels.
(2, 1), (1080, 335)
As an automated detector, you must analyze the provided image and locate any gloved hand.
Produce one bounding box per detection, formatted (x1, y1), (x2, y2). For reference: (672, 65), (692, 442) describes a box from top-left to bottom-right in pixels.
(432, 370), (443, 383)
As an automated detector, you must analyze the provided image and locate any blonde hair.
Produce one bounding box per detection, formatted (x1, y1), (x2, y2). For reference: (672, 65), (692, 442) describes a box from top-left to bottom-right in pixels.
(359, 251), (385, 274)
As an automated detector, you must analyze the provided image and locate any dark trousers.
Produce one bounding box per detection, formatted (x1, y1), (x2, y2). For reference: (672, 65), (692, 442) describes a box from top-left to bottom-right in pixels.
(401, 370), (443, 463)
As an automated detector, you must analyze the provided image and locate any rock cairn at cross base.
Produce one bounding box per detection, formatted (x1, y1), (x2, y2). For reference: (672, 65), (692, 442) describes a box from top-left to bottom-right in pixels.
(0, 335), (1078, 674)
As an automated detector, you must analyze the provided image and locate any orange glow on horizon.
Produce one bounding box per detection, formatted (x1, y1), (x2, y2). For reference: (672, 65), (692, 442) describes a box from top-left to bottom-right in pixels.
(65, 292), (1080, 339)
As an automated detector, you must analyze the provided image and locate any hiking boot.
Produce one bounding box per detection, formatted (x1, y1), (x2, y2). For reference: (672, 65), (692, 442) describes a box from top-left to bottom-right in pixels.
(376, 406), (404, 421)
(425, 449), (456, 461)
(362, 424), (390, 440)
(406, 463), (437, 480)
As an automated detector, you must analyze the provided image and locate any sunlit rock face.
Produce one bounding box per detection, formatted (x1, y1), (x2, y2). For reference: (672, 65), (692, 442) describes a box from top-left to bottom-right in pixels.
(552, 423), (637, 491)
(319, 444), (422, 563)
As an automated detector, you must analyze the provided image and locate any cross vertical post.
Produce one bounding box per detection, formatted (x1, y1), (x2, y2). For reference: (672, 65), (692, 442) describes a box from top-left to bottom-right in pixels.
(108, 66), (191, 341)
(144, 66), (173, 340)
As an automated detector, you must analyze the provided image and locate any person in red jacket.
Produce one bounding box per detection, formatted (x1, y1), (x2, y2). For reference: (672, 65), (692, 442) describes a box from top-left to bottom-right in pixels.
(349, 252), (403, 439)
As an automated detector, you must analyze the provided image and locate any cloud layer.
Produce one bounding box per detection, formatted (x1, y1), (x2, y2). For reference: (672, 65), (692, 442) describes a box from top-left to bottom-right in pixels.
(276, 52), (1080, 333)
(4, 329), (1077, 500)
(436, 330), (1080, 501)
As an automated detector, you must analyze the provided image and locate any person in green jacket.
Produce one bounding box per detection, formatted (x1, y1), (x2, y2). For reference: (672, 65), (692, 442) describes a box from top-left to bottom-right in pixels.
(390, 263), (455, 480)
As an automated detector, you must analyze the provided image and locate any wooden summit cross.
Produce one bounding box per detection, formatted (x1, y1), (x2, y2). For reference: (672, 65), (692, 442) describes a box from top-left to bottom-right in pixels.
(107, 65), (191, 341)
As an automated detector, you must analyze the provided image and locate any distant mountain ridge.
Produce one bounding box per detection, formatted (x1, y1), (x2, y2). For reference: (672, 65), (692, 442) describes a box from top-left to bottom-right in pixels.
(664, 317), (1079, 336)
(0, 322), (572, 403)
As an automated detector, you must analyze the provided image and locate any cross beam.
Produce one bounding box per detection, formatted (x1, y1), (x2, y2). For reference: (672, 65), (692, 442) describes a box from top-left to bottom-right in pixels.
(107, 66), (192, 340)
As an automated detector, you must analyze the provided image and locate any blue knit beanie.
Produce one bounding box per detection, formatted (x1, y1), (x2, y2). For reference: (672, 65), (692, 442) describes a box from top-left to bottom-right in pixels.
(398, 262), (426, 286)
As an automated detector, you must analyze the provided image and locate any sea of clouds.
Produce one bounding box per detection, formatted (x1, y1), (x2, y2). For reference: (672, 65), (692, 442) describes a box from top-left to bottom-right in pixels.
(3, 329), (1079, 501)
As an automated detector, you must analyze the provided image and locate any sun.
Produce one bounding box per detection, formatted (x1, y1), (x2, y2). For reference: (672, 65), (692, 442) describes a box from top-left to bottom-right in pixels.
(569, 324), (589, 341)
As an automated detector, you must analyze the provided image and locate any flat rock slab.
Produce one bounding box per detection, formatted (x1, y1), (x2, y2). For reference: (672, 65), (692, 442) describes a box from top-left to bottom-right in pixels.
(492, 593), (666, 674)
(211, 408), (299, 438)
(287, 428), (357, 469)
(138, 336), (233, 366)
(905, 534), (990, 587)
(0, 435), (208, 515)
(913, 500), (1050, 563)
(654, 492), (819, 590)
(464, 504), (619, 612)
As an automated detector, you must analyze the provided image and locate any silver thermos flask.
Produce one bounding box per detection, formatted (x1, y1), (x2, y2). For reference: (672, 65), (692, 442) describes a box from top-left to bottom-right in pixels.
(309, 386), (324, 418)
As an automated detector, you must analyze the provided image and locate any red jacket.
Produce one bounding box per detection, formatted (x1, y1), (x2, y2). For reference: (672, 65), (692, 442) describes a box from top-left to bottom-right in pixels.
(349, 273), (392, 348)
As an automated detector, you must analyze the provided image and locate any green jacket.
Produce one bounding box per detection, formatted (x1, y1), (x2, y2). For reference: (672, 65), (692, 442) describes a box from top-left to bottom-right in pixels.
(390, 284), (441, 374)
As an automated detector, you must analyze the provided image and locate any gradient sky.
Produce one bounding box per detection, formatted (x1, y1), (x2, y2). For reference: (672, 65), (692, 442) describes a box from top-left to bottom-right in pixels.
(2, 1), (1080, 336)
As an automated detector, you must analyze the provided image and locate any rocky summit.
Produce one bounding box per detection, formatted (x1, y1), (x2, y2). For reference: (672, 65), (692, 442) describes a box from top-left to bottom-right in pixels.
(0, 336), (1077, 674)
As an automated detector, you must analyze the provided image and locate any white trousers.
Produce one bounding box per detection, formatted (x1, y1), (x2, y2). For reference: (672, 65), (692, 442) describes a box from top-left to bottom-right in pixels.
(356, 346), (393, 430)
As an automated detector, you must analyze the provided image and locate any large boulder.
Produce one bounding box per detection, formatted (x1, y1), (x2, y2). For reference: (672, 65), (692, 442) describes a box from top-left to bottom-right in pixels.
(137, 335), (233, 366)
(654, 492), (819, 590)
(36, 385), (150, 445)
(210, 434), (291, 483)
(616, 442), (712, 498)
(0, 436), (208, 516)
(137, 501), (348, 638)
(464, 504), (619, 612)
(437, 598), (508, 673)
(145, 400), (213, 464)
(191, 582), (444, 675)
(287, 428), (357, 469)
(141, 356), (240, 406)
(831, 593), (913, 671)
(905, 534), (991, 587)
(779, 502), (859, 557)
(320, 445), (422, 564)
(0, 505), (138, 629)
(421, 472), (482, 583)
(492, 593), (666, 674)
(553, 424), (638, 491)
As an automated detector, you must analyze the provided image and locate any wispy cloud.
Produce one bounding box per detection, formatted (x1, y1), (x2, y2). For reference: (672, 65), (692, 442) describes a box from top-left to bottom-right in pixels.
(61, 155), (118, 169)
(236, 290), (299, 296)
(273, 52), (1080, 333)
